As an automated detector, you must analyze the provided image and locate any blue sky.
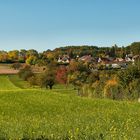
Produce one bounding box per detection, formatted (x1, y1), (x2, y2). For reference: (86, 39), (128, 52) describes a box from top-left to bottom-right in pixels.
(0, 0), (140, 52)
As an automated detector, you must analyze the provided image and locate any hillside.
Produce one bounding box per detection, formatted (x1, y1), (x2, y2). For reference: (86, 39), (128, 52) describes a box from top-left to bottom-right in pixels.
(0, 75), (139, 139)
(0, 75), (20, 90)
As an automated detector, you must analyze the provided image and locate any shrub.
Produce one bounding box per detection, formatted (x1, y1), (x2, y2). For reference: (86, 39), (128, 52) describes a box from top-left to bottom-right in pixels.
(11, 63), (22, 70)
(117, 65), (140, 100)
(123, 79), (140, 100)
(104, 78), (121, 100)
(18, 65), (34, 81)
(27, 76), (37, 86)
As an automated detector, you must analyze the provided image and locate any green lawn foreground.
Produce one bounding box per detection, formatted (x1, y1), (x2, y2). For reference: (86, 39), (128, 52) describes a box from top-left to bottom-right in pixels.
(0, 75), (139, 139)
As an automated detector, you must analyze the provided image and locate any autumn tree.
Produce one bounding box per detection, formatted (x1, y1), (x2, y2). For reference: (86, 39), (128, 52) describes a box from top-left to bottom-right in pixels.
(26, 56), (38, 65)
(56, 66), (67, 84)
(18, 65), (34, 81)
(38, 69), (56, 89)
(104, 78), (120, 99)
(19, 49), (27, 63)
(0, 51), (8, 62)
(8, 50), (19, 62)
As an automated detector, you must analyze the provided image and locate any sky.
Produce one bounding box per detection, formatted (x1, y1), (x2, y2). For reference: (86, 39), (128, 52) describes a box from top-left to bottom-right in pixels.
(0, 0), (140, 52)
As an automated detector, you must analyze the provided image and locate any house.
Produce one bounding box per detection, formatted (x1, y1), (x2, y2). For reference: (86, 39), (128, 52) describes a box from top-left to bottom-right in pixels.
(98, 57), (113, 64)
(115, 58), (124, 62)
(58, 55), (70, 64)
(125, 54), (134, 63)
(79, 55), (95, 63)
(98, 57), (102, 63)
(111, 63), (121, 69)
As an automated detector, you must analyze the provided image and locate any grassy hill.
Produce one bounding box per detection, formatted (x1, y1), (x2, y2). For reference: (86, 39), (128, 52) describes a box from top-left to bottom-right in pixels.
(0, 75), (20, 90)
(0, 75), (140, 139)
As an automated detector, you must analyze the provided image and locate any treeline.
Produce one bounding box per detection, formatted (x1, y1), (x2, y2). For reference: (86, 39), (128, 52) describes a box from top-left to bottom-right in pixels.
(53, 42), (140, 58)
(1, 42), (140, 65)
(18, 58), (140, 100)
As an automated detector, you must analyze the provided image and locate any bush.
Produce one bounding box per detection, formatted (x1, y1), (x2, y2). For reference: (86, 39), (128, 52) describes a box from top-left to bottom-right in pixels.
(122, 79), (140, 100)
(11, 63), (22, 70)
(117, 65), (140, 100)
(27, 76), (37, 86)
(18, 65), (34, 81)
(103, 78), (121, 100)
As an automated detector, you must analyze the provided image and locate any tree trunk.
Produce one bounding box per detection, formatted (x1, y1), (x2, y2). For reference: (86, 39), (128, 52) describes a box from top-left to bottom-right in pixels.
(49, 85), (52, 89)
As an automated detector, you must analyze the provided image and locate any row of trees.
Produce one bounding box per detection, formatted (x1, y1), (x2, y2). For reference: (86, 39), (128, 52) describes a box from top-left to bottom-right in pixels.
(18, 58), (140, 100)
(1, 42), (140, 65)
(0, 49), (38, 64)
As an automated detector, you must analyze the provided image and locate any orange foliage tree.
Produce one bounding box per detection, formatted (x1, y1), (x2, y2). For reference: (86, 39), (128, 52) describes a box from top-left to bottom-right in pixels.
(104, 78), (120, 99)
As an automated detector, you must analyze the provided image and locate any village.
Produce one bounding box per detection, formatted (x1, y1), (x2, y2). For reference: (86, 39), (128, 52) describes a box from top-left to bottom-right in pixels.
(57, 53), (140, 70)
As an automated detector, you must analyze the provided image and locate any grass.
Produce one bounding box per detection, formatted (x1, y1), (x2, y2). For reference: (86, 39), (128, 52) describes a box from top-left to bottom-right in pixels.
(0, 75), (20, 90)
(53, 84), (77, 95)
(0, 75), (140, 139)
(8, 75), (31, 89)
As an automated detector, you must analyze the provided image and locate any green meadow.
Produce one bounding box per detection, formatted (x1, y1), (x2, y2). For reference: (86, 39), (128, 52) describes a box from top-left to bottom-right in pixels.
(0, 75), (139, 139)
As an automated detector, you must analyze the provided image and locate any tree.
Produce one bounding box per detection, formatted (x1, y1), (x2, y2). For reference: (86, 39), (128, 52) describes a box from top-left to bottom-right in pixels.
(104, 78), (120, 99)
(19, 49), (27, 63)
(18, 65), (34, 81)
(26, 49), (38, 57)
(87, 71), (100, 84)
(109, 45), (118, 57)
(117, 65), (140, 88)
(26, 56), (38, 65)
(128, 42), (140, 55)
(8, 50), (19, 62)
(68, 60), (79, 73)
(0, 51), (8, 62)
(56, 66), (67, 84)
(117, 65), (140, 99)
(38, 69), (56, 89)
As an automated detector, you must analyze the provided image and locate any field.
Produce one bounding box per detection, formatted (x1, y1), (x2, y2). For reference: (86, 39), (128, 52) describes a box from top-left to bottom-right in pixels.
(0, 64), (19, 74)
(0, 75), (140, 139)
